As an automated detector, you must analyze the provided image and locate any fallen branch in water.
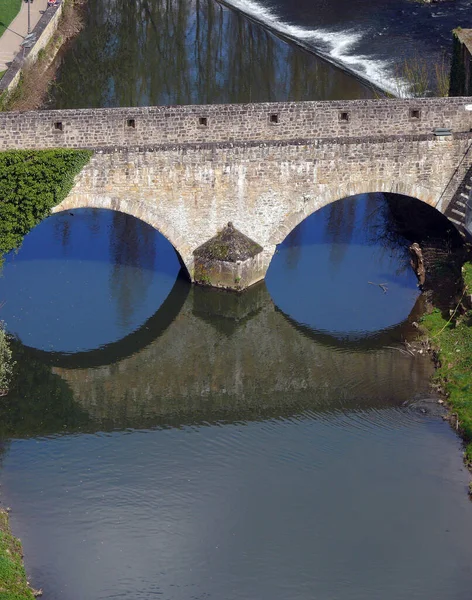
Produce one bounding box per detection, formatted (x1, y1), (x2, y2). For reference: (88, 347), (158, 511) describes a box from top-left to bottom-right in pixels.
(368, 281), (388, 293)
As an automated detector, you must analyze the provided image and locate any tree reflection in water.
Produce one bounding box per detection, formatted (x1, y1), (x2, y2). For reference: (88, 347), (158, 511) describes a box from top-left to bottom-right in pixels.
(49, 0), (373, 108)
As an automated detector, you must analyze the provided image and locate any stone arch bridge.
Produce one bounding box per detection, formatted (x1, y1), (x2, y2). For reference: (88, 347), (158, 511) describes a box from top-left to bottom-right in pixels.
(1, 97), (472, 288)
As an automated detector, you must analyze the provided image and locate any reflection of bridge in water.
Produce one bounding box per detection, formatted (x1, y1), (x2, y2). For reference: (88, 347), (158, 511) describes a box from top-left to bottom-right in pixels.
(42, 281), (434, 430)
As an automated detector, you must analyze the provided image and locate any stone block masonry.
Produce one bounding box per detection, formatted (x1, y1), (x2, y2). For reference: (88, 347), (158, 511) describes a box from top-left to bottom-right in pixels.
(0, 97), (472, 150)
(1, 96), (472, 289)
(450, 29), (472, 98)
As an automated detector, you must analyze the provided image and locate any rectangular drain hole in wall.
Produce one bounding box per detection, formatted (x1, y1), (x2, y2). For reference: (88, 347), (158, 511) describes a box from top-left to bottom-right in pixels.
(127, 119), (136, 129)
(339, 112), (350, 123)
(53, 121), (63, 132)
(410, 109), (421, 120)
(199, 117), (208, 126)
(269, 114), (279, 124)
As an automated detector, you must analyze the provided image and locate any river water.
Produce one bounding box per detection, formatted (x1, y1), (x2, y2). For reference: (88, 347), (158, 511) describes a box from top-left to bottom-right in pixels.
(2, 0), (472, 597)
(48, 0), (471, 107)
(2, 195), (472, 599)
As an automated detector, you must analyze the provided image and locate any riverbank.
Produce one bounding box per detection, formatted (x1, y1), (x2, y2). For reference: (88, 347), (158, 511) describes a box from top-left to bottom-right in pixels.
(0, 508), (37, 598)
(420, 260), (472, 469)
(1, 0), (84, 111)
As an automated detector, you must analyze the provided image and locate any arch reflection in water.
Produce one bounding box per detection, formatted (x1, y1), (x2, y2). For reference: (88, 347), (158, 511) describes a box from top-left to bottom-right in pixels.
(2, 282), (433, 438)
(266, 193), (423, 340)
(0, 209), (183, 353)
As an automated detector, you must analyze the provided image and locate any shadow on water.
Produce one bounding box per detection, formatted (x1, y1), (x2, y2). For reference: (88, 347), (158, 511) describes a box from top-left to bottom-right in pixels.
(22, 276), (190, 370)
(2, 279), (435, 437)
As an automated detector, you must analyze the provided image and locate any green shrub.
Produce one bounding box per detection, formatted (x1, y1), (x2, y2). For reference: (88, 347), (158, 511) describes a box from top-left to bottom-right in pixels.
(0, 323), (13, 395)
(0, 149), (92, 258)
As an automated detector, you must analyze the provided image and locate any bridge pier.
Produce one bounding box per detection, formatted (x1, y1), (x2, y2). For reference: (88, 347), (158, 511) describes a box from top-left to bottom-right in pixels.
(192, 222), (274, 291)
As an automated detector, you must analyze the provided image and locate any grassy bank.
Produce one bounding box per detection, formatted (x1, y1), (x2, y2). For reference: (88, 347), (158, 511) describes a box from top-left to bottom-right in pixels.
(421, 261), (472, 464)
(0, 509), (35, 599)
(0, 0), (22, 38)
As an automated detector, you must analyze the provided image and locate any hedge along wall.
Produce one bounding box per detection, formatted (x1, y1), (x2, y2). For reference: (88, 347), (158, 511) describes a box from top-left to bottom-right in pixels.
(450, 29), (472, 97)
(0, 149), (92, 258)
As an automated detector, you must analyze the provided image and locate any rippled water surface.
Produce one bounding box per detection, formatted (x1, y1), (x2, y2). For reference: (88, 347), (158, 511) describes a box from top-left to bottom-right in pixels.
(1, 195), (472, 599)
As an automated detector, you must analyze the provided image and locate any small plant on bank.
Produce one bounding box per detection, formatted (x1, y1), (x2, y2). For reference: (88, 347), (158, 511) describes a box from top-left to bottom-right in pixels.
(462, 262), (472, 292)
(381, 53), (451, 98)
(0, 509), (35, 599)
(434, 52), (451, 97)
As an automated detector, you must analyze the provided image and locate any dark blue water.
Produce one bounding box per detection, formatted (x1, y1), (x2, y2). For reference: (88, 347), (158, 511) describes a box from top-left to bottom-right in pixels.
(266, 194), (420, 339)
(1, 209), (182, 353)
(220, 0), (471, 94)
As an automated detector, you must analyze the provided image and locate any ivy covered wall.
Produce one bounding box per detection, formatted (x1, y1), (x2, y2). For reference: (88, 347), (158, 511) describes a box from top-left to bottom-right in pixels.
(0, 149), (92, 257)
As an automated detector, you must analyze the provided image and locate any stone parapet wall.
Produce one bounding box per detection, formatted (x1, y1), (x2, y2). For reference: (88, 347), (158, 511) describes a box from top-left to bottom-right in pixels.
(1, 97), (472, 150)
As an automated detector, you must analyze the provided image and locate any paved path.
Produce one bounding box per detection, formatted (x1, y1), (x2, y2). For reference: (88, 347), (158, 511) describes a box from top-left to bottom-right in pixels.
(0, 0), (47, 72)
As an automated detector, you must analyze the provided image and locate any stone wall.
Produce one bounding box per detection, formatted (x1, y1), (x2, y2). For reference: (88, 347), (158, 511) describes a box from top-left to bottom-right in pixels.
(1, 97), (472, 150)
(450, 29), (472, 97)
(53, 132), (472, 278)
(0, 1), (63, 95)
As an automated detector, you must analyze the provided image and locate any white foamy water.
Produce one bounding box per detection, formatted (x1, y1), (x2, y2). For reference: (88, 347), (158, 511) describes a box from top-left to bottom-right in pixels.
(219, 0), (408, 96)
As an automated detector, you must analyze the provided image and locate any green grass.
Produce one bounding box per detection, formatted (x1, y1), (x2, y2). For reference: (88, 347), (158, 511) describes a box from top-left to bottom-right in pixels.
(0, 71), (5, 80)
(0, 0), (22, 38)
(0, 509), (34, 599)
(462, 261), (472, 292)
(421, 262), (472, 463)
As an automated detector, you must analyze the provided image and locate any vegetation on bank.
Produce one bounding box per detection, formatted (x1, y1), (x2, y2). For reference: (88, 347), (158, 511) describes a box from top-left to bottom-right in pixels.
(0, 149), (92, 258)
(0, 324), (14, 396)
(421, 261), (472, 464)
(0, 149), (92, 597)
(0, 0), (21, 38)
(0, 0), (84, 111)
(0, 509), (35, 599)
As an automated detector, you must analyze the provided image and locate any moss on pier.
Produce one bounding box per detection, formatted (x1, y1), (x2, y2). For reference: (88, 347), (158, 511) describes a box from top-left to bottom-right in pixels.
(194, 222), (262, 263)
(0, 509), (35, 599)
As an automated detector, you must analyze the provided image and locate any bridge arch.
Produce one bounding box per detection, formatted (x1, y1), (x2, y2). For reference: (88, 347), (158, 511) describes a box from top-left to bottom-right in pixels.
(269, 180), (448, 248)
(52, 194), (192, 279)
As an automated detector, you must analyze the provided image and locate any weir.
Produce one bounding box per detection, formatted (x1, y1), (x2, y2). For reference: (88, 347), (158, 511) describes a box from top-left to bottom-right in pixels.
(1, 96), (472, 289)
